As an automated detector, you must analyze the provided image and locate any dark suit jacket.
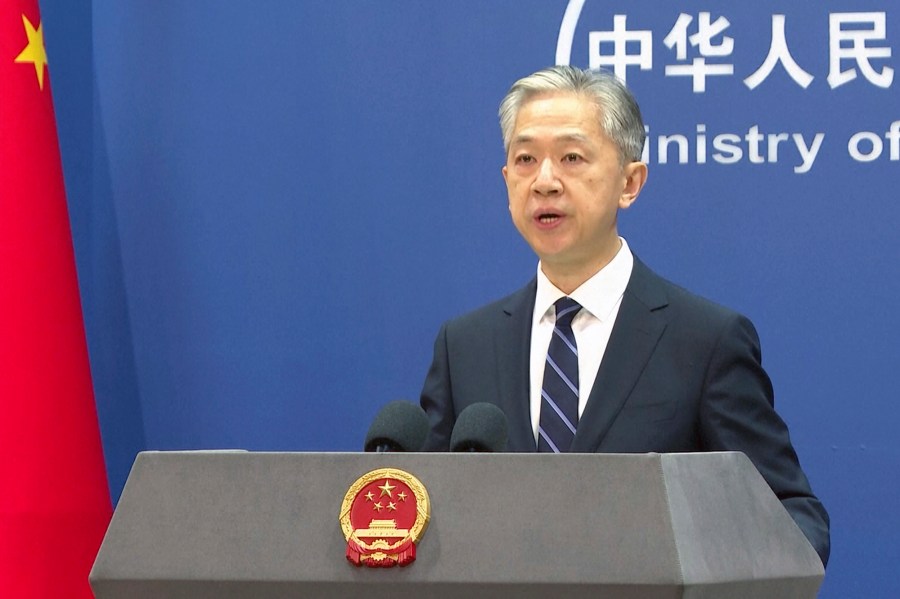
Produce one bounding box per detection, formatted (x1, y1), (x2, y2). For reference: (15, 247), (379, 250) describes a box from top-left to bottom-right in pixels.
(420, 257), (830, 566)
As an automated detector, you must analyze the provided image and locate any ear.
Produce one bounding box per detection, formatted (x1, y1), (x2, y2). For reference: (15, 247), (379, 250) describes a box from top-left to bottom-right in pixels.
(619, 161), (648, 210)
(502, 165), (511, 206)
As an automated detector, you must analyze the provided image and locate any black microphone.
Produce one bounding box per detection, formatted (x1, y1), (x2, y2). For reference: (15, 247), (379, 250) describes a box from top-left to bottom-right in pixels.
(449, 403), (509, 452)
(364, 400), (430, 453)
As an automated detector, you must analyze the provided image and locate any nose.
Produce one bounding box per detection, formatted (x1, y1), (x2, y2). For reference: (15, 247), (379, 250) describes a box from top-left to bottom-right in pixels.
(532, 158), (562, 196)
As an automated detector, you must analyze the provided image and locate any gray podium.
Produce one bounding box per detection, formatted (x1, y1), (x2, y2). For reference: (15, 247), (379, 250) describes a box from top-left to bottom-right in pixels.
(90, 451), (824, 598)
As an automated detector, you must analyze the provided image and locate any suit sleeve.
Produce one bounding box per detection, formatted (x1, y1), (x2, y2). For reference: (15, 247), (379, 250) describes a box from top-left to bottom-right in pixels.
(698, 313), (831, 567)
(419, 322), (454, 451)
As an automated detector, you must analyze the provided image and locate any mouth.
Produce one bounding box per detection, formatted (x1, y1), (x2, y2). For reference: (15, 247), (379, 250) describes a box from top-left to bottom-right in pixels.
(534, 210), (564, 227)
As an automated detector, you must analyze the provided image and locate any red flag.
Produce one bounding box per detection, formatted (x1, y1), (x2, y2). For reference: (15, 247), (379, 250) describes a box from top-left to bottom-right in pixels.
(0, 1), (113, 596)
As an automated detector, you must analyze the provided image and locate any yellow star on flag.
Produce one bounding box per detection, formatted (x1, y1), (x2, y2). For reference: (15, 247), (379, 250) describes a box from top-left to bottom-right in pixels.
(14, 14), (49, 90)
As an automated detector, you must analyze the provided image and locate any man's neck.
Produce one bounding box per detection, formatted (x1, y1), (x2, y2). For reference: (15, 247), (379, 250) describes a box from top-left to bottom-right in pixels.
(541, 239), (623, 295)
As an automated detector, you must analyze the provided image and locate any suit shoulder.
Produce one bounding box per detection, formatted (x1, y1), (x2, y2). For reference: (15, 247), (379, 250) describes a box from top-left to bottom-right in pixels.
(634, 260), (750, 327)
(442, 280), (535, 332)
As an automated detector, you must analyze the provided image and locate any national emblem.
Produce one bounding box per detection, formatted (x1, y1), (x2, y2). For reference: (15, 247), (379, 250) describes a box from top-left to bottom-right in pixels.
(339, 468), (430, 567)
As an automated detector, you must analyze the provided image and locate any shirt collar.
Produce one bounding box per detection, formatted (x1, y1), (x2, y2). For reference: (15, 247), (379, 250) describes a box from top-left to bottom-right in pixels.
(533, 238), (634, 325)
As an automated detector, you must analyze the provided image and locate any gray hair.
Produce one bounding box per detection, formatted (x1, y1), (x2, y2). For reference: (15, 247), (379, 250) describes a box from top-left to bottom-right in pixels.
(498, 66), (645, 163)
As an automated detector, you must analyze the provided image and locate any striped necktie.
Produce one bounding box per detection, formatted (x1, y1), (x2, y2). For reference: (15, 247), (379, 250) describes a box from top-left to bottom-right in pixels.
(537, 297), (582, 453)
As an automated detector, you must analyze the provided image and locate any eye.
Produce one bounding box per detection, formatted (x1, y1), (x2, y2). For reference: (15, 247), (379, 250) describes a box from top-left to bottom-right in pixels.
(515, 154), (535, 165)
(562, 153), (582, 163)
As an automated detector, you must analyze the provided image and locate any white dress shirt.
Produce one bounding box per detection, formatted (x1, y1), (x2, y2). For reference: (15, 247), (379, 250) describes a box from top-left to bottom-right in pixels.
(529, 238), (634, 443)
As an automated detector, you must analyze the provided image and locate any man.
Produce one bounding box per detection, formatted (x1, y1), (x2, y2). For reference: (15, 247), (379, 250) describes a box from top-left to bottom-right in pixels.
(419, 65), (830, 566)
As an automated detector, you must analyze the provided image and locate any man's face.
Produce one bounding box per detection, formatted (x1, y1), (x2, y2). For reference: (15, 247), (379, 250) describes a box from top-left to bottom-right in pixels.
(502, 92), (645, 281)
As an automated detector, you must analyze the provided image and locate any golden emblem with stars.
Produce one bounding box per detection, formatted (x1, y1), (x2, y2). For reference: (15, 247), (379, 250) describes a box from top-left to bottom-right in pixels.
(339, 468), (430, 567)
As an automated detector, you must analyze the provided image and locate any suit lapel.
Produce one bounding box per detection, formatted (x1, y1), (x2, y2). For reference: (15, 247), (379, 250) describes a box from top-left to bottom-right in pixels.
(494, 279), (538, 452)
(571, 258), (669, 452)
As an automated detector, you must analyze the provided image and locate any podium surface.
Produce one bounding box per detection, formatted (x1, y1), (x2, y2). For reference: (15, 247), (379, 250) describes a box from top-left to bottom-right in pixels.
(90, 451), (823, 598)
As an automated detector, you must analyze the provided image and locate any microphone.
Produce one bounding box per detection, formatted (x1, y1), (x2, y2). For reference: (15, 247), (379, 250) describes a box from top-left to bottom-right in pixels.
(449, 403), (509, 452)
(364, 400), (430, 453)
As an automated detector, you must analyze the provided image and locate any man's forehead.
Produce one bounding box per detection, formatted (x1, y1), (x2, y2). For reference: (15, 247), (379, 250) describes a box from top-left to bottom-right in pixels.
(509, 131), (593, 147)
(509, 93), (604, 142)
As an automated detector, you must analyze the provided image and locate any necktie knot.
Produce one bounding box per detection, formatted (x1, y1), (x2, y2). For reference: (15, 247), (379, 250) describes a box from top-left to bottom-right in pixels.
(554, 297), (582, 329)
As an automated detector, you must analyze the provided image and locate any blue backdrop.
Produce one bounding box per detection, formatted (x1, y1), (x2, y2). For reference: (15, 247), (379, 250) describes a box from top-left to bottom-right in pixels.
(42, 1), (898, 597)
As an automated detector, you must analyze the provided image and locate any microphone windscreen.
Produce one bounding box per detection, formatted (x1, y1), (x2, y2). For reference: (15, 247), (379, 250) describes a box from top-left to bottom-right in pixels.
(449, 402), (508, 452)
(364, 400), (430, 452)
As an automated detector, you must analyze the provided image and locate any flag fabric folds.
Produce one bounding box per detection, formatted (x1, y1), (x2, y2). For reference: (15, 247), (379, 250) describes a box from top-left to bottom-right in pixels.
(1, 0), (112, 596)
